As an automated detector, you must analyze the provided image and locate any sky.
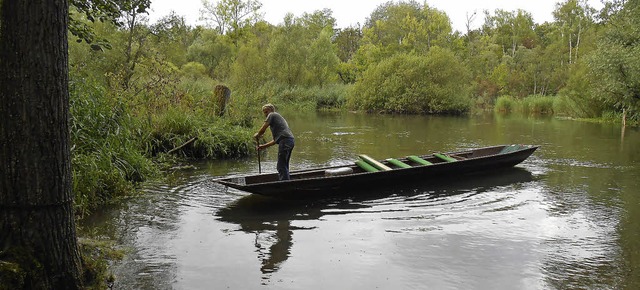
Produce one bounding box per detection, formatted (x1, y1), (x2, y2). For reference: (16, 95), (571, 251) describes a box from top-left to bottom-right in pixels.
(147, 0), (603, 33)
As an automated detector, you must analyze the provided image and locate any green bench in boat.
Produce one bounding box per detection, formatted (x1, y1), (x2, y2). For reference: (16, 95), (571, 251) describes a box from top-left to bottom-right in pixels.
(407, 155), (432, 165)
(386, 158), (412, 169)
(433, 153), (458, 162)
(359, 154), (392, 171)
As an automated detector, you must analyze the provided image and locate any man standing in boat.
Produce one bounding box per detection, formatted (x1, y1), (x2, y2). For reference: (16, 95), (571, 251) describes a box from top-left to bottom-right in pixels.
(254, 104), (295, 180)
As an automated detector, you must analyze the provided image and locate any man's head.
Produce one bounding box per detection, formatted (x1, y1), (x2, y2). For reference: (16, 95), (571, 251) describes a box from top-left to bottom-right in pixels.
(262, 103), (275, 116)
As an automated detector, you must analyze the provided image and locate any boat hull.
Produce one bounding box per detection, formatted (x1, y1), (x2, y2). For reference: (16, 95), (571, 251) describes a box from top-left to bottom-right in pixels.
(217, 145), (539, 199)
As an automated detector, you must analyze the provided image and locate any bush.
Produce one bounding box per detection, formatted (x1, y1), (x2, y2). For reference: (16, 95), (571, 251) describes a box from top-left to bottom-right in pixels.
(347, 48), (472, 114)
(494, 96), (515, 113)
(521, 95), (554, 115)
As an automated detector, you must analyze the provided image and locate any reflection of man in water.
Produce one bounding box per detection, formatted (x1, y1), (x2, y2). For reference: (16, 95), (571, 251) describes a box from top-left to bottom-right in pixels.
(255, 220), (292, 275)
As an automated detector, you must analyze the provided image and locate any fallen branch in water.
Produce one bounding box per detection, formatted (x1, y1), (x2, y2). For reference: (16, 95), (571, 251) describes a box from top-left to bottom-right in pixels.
(167, 137), (198, 154)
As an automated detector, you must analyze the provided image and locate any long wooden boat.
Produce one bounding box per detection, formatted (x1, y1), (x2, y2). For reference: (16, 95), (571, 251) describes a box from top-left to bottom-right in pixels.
(216, 144), (539, 199)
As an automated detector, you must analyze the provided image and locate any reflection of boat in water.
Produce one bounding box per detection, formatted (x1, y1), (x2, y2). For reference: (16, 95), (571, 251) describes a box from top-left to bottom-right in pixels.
(217, 145), (538, 198)
(215, 167), (534, 277)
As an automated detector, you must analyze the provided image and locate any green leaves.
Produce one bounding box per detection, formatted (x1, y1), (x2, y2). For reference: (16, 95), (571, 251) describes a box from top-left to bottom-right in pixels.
(588, 0), (640, 121)
(69, 0), (151, 46)
(348, 48), (471, 114)
(360, 1), (452, 60)
(200, 0), (262, 35)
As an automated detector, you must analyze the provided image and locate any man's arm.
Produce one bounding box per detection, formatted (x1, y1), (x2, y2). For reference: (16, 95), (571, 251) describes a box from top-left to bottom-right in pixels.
(257, 140), (276, 151)
(254, 121), (269, 139)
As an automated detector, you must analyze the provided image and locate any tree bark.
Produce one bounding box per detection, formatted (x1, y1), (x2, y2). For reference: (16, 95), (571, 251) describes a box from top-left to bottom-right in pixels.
(0, 0), (83, 288)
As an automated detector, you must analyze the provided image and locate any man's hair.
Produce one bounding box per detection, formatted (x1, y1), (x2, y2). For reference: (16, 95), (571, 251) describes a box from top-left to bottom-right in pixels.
(262, 103), (275, 112)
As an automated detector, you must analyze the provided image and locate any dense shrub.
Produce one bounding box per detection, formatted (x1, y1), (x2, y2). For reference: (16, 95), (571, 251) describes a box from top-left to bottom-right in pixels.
(494, 96), (515, 113)
(347, 48), (472, 114)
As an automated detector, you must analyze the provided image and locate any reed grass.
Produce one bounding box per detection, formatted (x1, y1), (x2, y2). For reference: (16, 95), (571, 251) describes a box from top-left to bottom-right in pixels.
(494, 96), (515, 113)
(495, 95), (554, 115)
(70, 79), (158, 216)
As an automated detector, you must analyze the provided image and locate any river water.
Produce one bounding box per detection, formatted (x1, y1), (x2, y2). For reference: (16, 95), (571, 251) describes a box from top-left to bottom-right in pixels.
(81, 111), (640, 289)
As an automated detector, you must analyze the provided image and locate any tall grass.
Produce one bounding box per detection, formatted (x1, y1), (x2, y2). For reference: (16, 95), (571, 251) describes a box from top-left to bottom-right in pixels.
(494, 96), (515, 113)
(494, 95), (554, 115)
(70, 79), (157, 216)
(142, 107), (253, 159)
(521, 95), (554, 115)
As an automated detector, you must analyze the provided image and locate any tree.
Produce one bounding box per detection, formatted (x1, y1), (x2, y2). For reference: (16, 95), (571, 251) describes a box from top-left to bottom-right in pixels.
(230, 43), (269, 90)
(187, 29), (234, 79)
(150, 12), (198, 68)
(267, 13), (308, 86)
(334, 25), (362, 62)
(407, 5), (452, 52)
(588, 0), (640, 124)
(483, 9), (537, 57)
(358, 1), (453, 62)
(69, 0), (151, 49)
(1, 0), (83, 288)
(299, 8), (336, 37)
(200, 0), (262, 46)
(348, 48), (471, 114)
(553, 0), (596, 64)
(307, 27), (340, 87)
(120, 2), (152, 90)
(363, 0), (423, 55)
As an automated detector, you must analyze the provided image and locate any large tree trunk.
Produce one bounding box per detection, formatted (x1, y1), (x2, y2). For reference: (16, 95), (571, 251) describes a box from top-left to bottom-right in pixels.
(0, 0), (83, 289)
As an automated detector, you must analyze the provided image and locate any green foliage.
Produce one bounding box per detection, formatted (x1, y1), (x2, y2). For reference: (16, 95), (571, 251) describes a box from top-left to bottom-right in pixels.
(267, 17), (308, 86)
(348, 48), (471, 114)
(64, 0), (640, 125)
(229, 41), (270, 90)
(483, 9), (537, 57)
(69, 79), (158, 216)
(306, 27), (340, 87)
(495, 95), (554, 115)
(187, 30), (234, 79)
(359, 1), (453, 62)
(553, 0), (597, 64)
(556, 61), (604, 117)
(334, 26), (362, 62)
(68, 63), (257, 215)
(336, 61), (358, 84)
(145, 108), (253, 159)
(150, 13), (198, 68)
(231, 81), (348, 111)
(181, 61), (208, 79)
(588, 0), (640, 123)
(69, 0), (151, 48)
(520, 95), (555, 115)
(200, 0), (263, 35)
(494, 96), (515, 113)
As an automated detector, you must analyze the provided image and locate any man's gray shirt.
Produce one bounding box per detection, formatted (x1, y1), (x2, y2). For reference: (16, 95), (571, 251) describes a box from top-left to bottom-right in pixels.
(265, 112), (294, 143)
